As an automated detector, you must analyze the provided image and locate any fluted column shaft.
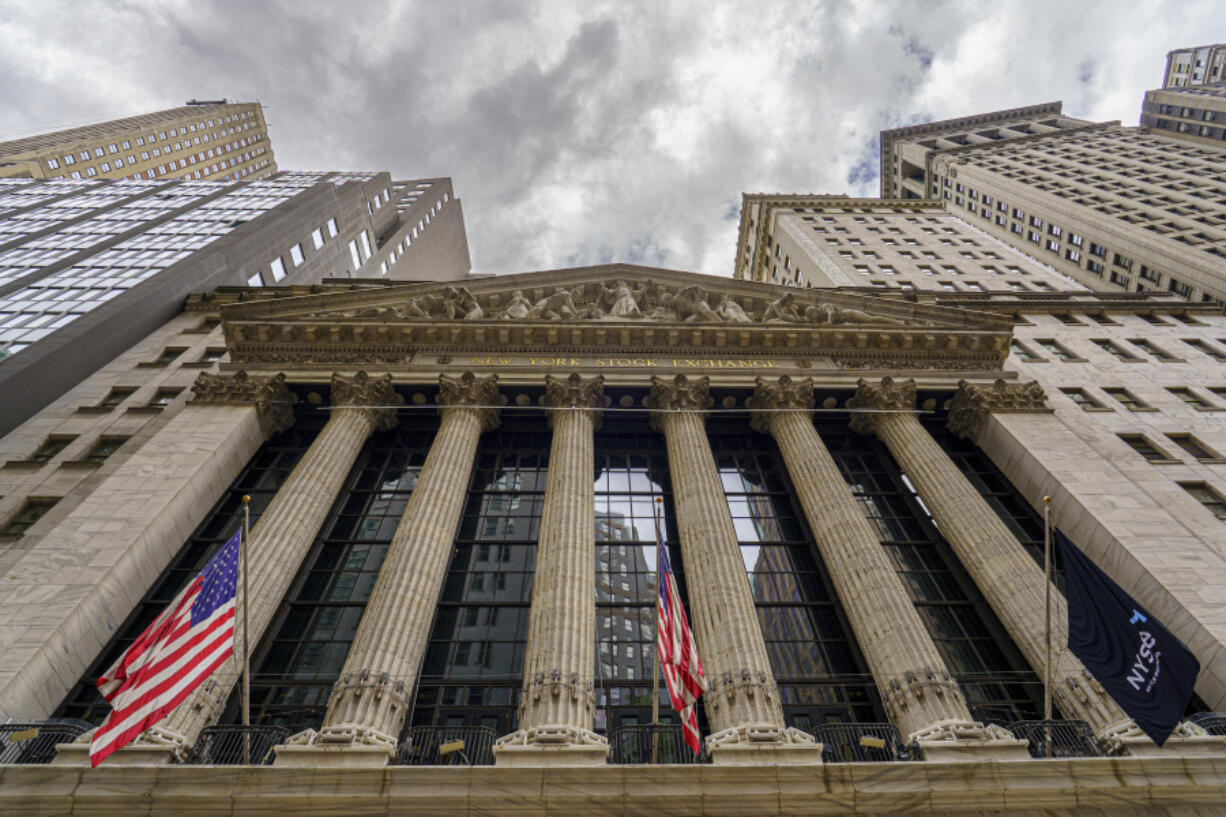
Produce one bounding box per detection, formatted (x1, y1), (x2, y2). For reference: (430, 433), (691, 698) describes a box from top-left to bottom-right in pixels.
(319, 373), (501, 747)
(647, 375), (791, 742)
(150, 373), (399, 755)
(753, 384), (975, 739)
(511, 374), (605, 744)
(852, 378), (1127, 732)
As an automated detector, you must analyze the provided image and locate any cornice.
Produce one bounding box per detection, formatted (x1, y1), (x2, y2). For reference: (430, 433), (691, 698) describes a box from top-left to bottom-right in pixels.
(878, 102), (1066, 197)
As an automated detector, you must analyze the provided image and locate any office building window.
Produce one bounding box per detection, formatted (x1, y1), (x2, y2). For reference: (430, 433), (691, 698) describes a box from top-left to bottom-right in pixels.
(86, 436), (129, 464)
(1167, 387), (1214, 409)
(311, 228), (325, 250)
(1166, 434), (1220, 460)
(1061, 388), (1106, 410)
(269, 257), (287, 281)
(1180, 483), (1226, 520)
(2, 499), (59, 536)
(1103, 388), (1150, 411)
(28, 436), (76, 463)
(1118, 434), (1175, 462)
(290, 244), (305, 267)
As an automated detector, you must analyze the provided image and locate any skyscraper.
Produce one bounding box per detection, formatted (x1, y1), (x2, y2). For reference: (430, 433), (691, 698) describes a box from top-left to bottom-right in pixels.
(1139, 82), (1226, 146)
(872, 106), (1226, 303)
(0, 101), (275, 182)
(0, 172), (471, 436)
(1162, 43), (1226, 88)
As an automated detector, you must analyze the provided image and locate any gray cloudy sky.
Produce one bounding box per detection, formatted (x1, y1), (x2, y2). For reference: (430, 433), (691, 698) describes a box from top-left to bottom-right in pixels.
(1, 0), (1223, 276)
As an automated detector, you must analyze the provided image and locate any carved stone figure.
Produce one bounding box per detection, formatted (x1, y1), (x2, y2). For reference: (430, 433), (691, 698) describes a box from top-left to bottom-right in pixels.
(395, 297), (432, 320)
(601, 280), (647, 318)
(440, 286), (483, 320)
(716, 294), (752, 323)
(531, 287), (582, 320)
(674, 285), (722, 323)
(501, 289), (533, 320)
(761, 292), (805, 323)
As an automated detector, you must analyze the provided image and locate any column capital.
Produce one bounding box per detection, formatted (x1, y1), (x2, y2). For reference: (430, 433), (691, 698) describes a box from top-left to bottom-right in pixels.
(644, 374), (713, 431)
(947, 378), (1050, 441)
(189, 370), (297, 436)
(847, 377), (916, 435)
(330, 372), (401, 431)
(438, 371), (504, 432)
(543, 373), (607, 430)
(746, 376), (814, 433)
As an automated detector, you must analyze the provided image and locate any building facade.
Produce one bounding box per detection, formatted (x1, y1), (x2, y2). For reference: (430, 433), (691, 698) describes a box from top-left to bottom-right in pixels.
(1140, 83), (1226, 147)
(2, 265), (1226, 814)
(871, 109), (1226, 304)
(0, 101), (275, 182)
(1163, 44), (1226, 88)
(0, 172), (470, 437)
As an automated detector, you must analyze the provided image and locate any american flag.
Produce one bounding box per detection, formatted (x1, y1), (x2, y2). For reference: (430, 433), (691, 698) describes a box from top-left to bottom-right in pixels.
(656, 531), (707, 755)
(89, 530), (241, 767)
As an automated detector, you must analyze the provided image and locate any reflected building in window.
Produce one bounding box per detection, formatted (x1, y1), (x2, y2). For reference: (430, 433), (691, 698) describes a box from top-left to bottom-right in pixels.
(0, 172), (471, 436)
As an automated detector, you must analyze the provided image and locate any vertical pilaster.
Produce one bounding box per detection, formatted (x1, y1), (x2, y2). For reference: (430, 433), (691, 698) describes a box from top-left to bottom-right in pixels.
(495, 374), (609, 766)
(748, 377), (1024, 758)
(646, 375), (819, 764)
(143, 372), (400, 760)
(850, 377), (1129, 736)
(277, 373), (502, 767)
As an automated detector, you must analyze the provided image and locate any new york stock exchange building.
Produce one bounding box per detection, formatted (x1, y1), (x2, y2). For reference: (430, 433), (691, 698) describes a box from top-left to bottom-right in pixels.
(5, 263), (1226, 816)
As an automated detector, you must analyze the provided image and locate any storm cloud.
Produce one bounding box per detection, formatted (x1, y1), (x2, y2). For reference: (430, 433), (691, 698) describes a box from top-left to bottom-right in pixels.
(1, 0), (1222, 275)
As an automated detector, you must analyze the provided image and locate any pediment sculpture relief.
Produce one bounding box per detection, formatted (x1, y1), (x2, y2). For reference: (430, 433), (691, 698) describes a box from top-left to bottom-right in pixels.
(319, 281), (918, 328)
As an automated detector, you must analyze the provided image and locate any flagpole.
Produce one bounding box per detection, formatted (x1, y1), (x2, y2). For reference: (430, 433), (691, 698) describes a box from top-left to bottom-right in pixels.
(651, 496), (663, 766)
(241, 495), (252, 765)
(1042, 495), (1053, 758)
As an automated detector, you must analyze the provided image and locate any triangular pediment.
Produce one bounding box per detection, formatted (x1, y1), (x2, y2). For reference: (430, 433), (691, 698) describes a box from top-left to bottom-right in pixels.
(218, 265), (1012, 371)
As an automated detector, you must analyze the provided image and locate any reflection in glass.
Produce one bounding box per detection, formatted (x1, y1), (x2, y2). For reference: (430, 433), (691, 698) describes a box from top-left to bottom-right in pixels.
(411, 419), (549, 734)
(237, 419), (436, 729)
(821, 419), (1043, 722)
(593, 416), (692, 733)
(709, 420), (880, 731)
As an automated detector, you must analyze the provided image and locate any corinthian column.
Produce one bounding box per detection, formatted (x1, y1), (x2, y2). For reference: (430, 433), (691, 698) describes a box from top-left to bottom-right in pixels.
(747, 376), (1025, 760)
(849, 377), (1129, 737)
(277, 373), (503, 767)
(646, 374), (820, 764)
(495, 374), (609, 767)
(144, 372), (400, 760)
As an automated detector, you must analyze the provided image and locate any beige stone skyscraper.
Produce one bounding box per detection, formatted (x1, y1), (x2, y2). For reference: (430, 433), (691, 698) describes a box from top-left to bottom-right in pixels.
(872, 104), (1226, 304)
(0, 101), (275, 182)
(1162, 43), (1226, 87)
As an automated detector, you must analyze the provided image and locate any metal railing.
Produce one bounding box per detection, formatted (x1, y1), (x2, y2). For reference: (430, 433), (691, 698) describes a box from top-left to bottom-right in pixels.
(1188, 712), (1226, 736)
(1006, 720), (1103, 758)
(0, 720), (92, 765)
(608, 724), (707, 765)
(395, 726), (497, 766)
(187, 725), (290, 765)
(811, 722), (913, 763)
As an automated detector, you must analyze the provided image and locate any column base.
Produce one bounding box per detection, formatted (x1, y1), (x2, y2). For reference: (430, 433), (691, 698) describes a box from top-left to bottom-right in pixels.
(494, 727), (609, 767)
(494, 742), (610, 767)
(910, 720), (1032, 762)
(51, 742), (175, 767)
(1101, 720), (1226, 758)
(705, 724), (824, 766)
(916, 738), (1031, 762)
(273, 743), (394, 767)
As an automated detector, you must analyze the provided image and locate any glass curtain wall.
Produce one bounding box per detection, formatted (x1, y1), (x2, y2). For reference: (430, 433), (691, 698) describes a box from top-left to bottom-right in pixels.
(409, 417), (549, 735)
(56, 416), (321, 723)
(230, 417), (436, 731)
(707, 418), (881, 732)
(818, 418), (1045, 723)
(592, 415), (697, 734)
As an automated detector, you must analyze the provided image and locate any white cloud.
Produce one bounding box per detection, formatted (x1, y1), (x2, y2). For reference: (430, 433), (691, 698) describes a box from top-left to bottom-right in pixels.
(0, 0), (1222, 277)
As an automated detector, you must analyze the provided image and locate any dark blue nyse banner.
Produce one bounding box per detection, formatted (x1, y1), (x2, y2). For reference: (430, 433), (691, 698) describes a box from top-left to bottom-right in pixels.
(1058, 531), (1200, 746)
